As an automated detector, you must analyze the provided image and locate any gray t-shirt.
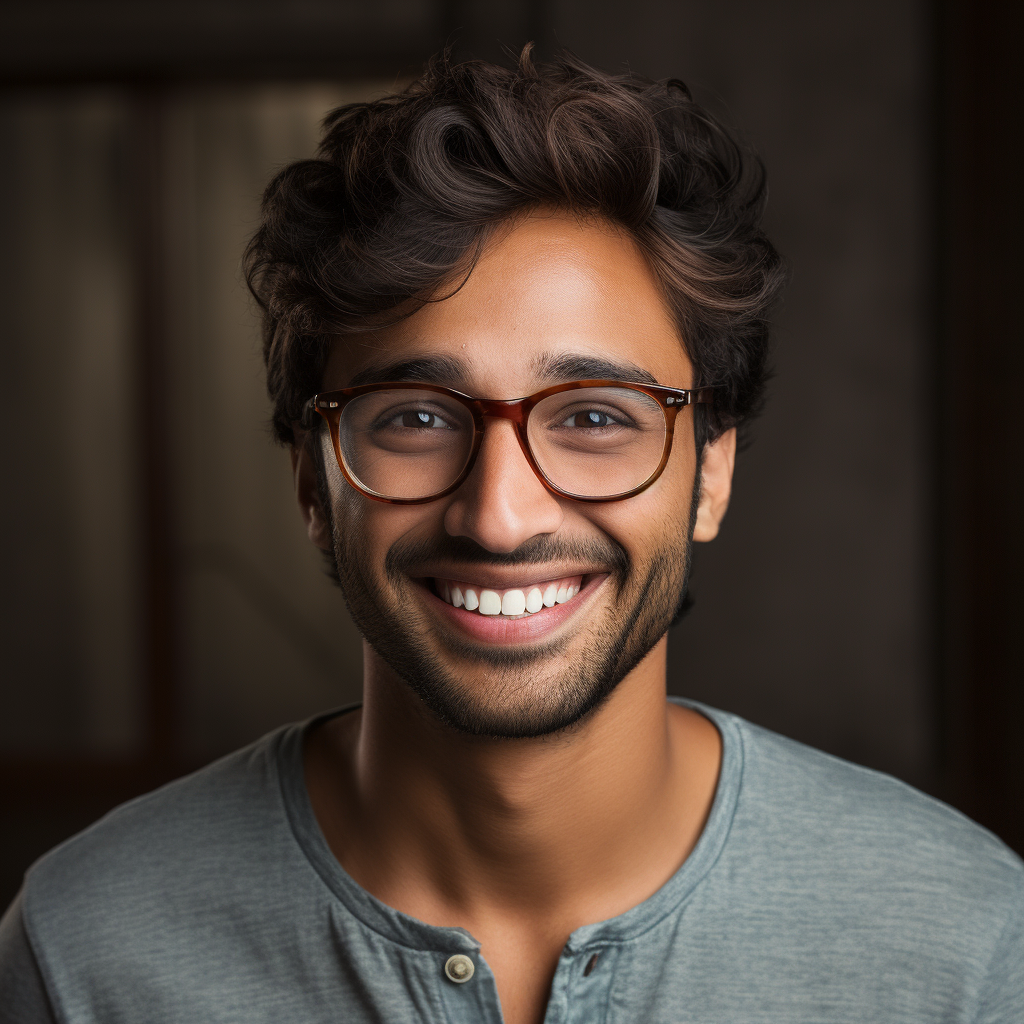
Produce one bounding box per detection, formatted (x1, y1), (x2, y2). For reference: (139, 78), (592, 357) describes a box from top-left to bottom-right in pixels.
(1, 700), (1021, 1023)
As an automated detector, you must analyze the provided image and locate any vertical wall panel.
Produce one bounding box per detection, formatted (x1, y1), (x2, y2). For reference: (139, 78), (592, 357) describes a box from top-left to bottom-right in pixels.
(160, 85), (380, 760)
(0, 93), (143, 756)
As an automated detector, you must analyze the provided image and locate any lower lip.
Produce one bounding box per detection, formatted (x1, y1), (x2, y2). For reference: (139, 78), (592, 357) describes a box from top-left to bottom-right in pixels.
(420, 575), (609, 645)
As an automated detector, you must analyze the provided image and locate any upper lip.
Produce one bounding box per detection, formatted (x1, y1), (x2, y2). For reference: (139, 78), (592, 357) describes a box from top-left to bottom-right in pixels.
(412, 565), (606, 591)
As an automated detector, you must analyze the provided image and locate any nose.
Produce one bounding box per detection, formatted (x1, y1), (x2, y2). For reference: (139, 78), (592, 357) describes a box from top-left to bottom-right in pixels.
(443, 418), (564, 552)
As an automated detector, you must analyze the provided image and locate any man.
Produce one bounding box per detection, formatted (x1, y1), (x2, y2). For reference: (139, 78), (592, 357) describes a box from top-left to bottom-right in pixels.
(1, 50), (1021, 1024)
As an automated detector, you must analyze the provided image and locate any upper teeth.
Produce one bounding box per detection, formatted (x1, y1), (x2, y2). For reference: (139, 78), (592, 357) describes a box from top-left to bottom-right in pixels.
(437, 577), (583, 617)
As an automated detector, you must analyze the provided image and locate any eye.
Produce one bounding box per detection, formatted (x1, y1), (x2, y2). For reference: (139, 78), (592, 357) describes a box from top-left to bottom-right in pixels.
(397, 407), (450, 428)
(393, 409), (452, 429)
(560, 409), (621, 429)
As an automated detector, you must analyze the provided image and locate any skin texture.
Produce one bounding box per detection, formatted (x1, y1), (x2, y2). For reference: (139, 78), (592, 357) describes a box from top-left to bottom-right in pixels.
(296, 210), (735, 1024)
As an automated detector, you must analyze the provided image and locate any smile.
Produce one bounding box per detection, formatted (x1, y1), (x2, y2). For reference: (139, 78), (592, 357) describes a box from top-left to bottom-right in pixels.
(434, 576), (583, 617)
(421, 571), (607, 645)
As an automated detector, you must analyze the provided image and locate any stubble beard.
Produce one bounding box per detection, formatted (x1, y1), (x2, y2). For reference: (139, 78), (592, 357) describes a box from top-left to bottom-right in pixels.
(319, 461), (700, 740)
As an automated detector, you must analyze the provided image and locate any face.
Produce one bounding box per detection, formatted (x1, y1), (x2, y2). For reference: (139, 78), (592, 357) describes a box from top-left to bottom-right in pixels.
(297, 210), (735, 738)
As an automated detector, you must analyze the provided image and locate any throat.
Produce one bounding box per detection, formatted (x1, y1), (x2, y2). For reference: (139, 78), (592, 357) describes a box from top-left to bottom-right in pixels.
(306, 666), (720, 935)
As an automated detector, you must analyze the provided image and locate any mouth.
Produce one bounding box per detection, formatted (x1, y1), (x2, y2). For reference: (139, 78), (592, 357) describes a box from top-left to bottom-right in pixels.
(414, 570), (608, 645)
(432, 575), (585, 617)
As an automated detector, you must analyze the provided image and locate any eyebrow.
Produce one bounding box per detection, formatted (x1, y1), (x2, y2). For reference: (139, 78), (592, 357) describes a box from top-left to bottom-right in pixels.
(347, 356), (468, 388)
(344, 351), (660, 391)
(531, 352), (659, 386)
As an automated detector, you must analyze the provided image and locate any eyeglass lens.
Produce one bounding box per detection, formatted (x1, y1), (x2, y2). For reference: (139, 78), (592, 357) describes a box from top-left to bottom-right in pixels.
(336, 385), (668, 500)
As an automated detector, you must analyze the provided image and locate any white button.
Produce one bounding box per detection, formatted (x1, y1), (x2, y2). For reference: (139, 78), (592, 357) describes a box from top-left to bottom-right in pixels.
(444, 954), (475, 984)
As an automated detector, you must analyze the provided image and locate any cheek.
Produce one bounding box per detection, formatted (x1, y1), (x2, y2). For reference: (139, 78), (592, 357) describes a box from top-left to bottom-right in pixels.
(334, 490), (446, 566)
(585, 423), (698, 549)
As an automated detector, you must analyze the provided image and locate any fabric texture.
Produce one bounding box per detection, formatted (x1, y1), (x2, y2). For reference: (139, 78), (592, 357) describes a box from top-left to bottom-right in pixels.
(1, 700), (1021, 1024)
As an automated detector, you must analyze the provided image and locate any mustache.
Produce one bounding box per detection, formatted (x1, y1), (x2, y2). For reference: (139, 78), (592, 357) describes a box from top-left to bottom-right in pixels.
(384, 532), (630, 586)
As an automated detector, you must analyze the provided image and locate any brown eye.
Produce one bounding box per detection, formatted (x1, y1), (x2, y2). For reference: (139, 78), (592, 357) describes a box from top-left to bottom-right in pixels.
(383, 408), (455, 430)
(561, 410), (618, 429)
(402, 411), (440, 428)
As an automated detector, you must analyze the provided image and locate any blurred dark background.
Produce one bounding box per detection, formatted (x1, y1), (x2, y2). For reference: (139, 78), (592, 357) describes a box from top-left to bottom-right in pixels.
(1, 0), (1020, 911)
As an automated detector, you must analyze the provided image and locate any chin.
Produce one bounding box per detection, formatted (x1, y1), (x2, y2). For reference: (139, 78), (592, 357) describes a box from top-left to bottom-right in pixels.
(370, 620), (640, 739)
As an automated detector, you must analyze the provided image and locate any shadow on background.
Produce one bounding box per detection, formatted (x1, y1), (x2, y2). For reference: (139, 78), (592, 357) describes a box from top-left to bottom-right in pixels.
(1, 0), (1020, 912)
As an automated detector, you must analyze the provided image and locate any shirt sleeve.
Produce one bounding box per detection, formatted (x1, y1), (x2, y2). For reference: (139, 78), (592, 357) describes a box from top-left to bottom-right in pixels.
(975, 880), (1024, 1024)
(0, 890), (59, 1024)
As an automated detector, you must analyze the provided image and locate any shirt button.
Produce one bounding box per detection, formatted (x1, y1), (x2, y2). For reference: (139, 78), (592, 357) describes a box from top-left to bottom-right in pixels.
(444, 954), (475, 984)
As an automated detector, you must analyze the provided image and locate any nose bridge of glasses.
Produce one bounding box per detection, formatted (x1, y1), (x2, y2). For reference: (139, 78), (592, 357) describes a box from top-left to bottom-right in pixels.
(474, 397), (529, 426)
(468, 399), (544, 492)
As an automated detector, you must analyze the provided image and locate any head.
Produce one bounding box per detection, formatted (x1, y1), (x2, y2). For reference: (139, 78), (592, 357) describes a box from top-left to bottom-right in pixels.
(245, 49), (784, 739)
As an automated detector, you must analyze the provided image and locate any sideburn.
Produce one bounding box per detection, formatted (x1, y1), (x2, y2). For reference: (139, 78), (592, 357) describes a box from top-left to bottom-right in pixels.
(310, 429), (342, 588)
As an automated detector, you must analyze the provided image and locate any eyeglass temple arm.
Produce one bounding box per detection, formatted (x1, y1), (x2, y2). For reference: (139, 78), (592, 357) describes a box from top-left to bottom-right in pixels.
(669, 388), (715, 406)
(298, 397), (322, 431)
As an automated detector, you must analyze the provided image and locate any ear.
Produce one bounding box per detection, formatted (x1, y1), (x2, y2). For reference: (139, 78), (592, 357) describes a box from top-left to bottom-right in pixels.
(291, 438), (333, 552)
(692, 428), (737, 543)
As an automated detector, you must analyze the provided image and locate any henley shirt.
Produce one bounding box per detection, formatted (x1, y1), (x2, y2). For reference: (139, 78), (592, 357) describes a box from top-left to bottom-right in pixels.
(1, 699), (1021, 1023)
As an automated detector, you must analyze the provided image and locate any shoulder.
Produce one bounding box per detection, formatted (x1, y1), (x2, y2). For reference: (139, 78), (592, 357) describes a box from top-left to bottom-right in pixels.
(699, 703), (1024, 972)
(20, 725), (302, 966)
(732, 711), (1021, 885)
(0, 892), (58, 1024)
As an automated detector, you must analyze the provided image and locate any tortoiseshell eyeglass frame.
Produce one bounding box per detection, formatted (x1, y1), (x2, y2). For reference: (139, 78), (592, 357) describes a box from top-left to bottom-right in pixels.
(302, 379), (715, 505)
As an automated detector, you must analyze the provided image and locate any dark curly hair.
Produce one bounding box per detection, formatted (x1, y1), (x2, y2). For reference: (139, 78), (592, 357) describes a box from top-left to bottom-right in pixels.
(245, 47), (785, 450)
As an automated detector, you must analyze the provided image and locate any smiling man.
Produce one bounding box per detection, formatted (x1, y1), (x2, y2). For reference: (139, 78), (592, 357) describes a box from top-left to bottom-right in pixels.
(2, 50), (1022, 1024)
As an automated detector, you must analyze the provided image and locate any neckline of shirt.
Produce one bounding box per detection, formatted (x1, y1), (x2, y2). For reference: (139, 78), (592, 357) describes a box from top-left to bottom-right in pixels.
(276, 696), (744, 953)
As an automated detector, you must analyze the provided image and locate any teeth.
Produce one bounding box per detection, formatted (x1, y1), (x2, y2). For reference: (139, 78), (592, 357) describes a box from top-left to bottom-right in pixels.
(436, 576), (585, 617)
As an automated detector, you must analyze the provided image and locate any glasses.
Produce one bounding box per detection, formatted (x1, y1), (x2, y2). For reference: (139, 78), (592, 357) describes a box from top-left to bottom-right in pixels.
(304, 379), (713, 504)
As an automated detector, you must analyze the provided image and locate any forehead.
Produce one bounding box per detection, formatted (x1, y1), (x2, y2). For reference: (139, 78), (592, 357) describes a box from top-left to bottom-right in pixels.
(323, 210), (692, 396)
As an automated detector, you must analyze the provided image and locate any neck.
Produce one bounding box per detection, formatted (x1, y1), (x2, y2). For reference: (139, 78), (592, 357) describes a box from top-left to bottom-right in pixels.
(305, 637), (721, 931)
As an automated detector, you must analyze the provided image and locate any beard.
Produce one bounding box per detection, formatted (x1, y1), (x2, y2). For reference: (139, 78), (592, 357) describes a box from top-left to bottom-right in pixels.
(318, 457), (699, 739)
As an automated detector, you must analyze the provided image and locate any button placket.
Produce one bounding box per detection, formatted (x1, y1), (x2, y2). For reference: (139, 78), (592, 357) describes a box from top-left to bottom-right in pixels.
(437, 949), (504, 1023)
(444, 953), (475, 984)
(564, 946), (618, 1024)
